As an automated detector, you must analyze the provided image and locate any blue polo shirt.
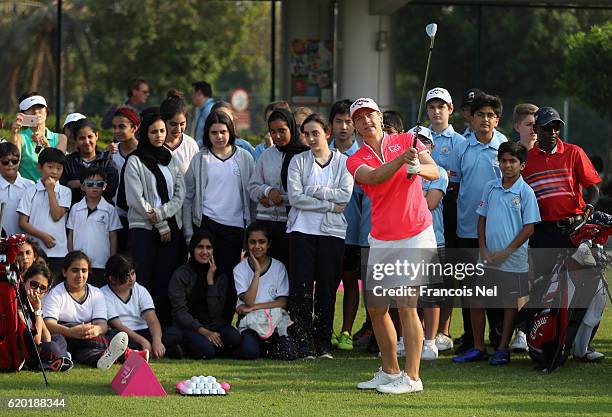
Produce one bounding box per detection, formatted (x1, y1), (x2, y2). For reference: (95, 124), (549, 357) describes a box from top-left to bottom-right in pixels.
(476, 176), (540, 272)
(448, 129), (507, 239)
(430, 125), (466, 171)
(330, 137), (371, 247)
(422, 167), (448, 246)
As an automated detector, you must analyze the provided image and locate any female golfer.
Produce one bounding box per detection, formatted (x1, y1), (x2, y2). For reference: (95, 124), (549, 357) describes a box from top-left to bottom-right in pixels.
(346, 98), (439, 394)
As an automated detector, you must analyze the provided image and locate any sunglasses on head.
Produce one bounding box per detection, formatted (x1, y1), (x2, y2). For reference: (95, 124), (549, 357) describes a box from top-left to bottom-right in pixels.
(29, 280), (48, 293)
(0, 158), (19, 166)
(83, 180), (106, 188)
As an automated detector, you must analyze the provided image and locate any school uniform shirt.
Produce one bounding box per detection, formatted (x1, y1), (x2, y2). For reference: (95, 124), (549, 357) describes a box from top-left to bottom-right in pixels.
(166, 133), (199, 175)
(66, 198), (123, 268)
(522, 139), (601, 222)
(330, 138), (372, 247)
(287, 154), (335, 236)
(0, 174), (34, 236)
(346, 132), (432, 241)
(233, 258), (289, 306)
(101, 283), (155, 331)
(16, 180), (71, 258)
(448, 129), (507, 239)
(430, 125), (466, 171)
(43, 282), (107, 326)
(422, 166), (448, 247)
(202, 151), (244, 228)
(476, 176), (541, 272)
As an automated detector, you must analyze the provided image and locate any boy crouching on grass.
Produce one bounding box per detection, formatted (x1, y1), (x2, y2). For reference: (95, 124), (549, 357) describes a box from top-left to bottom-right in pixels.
(102, 254), (183, 359)
(454, 142), (540, 365)
(67, 168), (122, 287)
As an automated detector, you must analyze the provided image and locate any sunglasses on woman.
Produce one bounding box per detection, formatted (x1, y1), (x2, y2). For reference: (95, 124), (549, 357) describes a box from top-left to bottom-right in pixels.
(29, 280), (48, 293)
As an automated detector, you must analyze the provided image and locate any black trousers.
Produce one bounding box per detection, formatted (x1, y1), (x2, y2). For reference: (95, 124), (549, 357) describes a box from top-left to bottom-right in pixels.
(288, 232), (344, 354)
(236, 329), (297, 360)
(129, 225), (186, 325)
(196, 216), (245, 324)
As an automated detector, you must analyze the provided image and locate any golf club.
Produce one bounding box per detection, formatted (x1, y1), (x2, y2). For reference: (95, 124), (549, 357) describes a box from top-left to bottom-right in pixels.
(409, 22), (438, 178)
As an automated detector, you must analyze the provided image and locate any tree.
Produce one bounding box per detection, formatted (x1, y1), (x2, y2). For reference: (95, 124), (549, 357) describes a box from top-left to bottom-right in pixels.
(561, 22), (612, 181)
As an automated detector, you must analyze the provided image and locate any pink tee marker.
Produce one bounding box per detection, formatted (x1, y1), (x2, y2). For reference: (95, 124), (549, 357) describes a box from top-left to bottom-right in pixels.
(111, 354), (167, 397)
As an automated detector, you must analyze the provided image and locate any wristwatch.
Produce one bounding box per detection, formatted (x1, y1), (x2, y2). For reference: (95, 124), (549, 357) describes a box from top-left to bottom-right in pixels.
(34, 309), (43, 317)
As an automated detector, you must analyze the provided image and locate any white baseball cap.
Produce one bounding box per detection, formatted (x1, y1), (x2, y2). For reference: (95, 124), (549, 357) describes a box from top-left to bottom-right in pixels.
(425, 87), (452, 105)
(19, 95), (47, 111)
(63, 113), (86, 128)
(350, 98), (381, 118)
(408, 125), (434, 143)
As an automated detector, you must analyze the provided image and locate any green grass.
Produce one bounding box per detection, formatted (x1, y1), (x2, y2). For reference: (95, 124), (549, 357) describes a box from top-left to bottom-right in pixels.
(1, 296), (611, 417)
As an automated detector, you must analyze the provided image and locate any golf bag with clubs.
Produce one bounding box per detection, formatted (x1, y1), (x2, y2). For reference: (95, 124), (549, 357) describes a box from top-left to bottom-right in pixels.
(0, 234), (31, 371)
(522, 209), (612, 372)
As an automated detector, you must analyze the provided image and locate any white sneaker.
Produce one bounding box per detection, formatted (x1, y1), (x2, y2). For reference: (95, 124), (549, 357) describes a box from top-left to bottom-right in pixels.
(357, 368), (402, 389)
(510, 330), (528, 352)
(435, 333), (453, 352)
(421, 343), (438, 360)
(397, 337), (405, 357)
(97, 332), (128, 369)
(376, 372), (424, 394)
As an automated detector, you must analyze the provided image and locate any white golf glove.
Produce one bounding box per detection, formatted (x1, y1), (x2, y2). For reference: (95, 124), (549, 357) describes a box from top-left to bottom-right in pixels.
(406, 160), (421, 175)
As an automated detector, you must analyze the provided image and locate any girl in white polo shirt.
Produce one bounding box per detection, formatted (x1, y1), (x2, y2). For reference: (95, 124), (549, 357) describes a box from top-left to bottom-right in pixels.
(286, 113), (353, 359)
(42, 251), (128, 369)
(233, 222), (297, 360)
(182, 111), (255, 323)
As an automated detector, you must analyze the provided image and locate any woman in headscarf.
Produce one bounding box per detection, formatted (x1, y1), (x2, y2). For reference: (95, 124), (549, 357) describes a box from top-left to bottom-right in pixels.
(248, 108), (308, 267)
(118, 112), (186, 325)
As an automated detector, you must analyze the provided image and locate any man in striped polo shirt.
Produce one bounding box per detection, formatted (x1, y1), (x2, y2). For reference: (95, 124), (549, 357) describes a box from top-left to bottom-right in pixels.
(523, 106), (603, 361)
(523, 106), (600, 250)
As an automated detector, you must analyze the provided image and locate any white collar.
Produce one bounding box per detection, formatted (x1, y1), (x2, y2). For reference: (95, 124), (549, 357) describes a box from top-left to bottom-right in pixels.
(35, 179), (61, 192)
(0, 173), (30, 190)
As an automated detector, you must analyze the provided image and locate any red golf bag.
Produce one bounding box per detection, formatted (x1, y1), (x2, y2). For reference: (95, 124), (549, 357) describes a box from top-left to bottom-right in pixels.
(0, 235), (29, 371)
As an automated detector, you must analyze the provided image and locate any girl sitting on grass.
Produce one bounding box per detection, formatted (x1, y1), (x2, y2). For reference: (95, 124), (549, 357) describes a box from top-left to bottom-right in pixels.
(233, 222), (297, 360)
(168, 231), (241, 359)
(102, 254), (183, 359)
(42, 251), (129, 369)
(19, 263), (73, 372)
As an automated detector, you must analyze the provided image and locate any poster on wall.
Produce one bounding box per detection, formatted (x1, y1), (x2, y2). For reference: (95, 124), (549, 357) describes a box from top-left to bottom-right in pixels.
(290, 39), (333, 104)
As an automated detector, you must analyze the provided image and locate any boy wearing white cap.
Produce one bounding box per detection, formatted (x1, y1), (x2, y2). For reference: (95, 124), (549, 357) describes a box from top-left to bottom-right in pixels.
(9, 92), (67, 181)
(424, 87), (466, 352)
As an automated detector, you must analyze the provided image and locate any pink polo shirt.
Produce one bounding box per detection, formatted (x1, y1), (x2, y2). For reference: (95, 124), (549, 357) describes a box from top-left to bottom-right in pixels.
(346, 133), (432, 241)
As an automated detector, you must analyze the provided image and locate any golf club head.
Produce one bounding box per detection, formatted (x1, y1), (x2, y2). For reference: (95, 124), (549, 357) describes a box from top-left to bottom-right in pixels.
(426, 23), (437, 39)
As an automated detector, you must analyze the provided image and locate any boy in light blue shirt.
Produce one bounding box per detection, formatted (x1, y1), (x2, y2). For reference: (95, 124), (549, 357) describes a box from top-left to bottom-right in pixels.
(328, 99), (371, 351)
(448, 94), (508, 244)
(454, 141), (540, 365)
(448, 93), (508, 354)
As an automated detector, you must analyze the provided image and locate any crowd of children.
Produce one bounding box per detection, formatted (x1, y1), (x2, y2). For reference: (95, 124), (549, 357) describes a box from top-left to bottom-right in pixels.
(1, 85), (603, 394)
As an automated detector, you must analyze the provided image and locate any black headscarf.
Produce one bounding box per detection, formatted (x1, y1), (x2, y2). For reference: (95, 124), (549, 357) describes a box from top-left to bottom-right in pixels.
(117, 114), (174, 217)
(187, 230), (215, 278)
(269, 108), (309, 191)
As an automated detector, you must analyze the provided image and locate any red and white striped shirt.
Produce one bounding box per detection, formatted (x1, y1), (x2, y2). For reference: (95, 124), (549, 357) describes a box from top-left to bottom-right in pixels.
(523, 139), (600, 221)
